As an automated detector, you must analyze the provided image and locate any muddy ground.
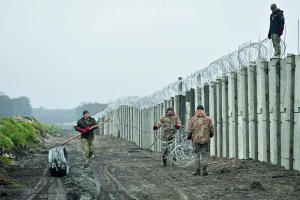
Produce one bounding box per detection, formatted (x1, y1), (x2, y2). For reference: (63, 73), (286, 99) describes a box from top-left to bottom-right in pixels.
(0, 134), (300, 200)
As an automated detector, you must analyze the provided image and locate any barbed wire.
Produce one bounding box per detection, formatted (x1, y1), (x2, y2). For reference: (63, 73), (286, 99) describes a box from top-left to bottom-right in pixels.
(92, 39), (286, 167)
(167, 126), (196, 167)
(94, 38), (285, 120)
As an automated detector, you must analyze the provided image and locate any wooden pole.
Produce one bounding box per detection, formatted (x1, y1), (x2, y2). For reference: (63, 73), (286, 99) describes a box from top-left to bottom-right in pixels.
(61, 119), (111, 145)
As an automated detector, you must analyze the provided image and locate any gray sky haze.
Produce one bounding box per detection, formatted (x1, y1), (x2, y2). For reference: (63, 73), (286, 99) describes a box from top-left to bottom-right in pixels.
(1, 0), (300, 109)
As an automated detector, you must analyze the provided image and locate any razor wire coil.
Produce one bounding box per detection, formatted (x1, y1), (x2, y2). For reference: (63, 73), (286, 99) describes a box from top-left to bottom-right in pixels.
(94, 38), (285, 119)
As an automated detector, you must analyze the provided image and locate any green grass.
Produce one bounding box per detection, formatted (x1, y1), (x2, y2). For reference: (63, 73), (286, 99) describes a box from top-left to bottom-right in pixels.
(45, 124), (62, 135)
(0, 117), (50, 152)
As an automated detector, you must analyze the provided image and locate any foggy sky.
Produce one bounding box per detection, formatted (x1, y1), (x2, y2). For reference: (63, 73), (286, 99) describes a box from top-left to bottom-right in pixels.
(0, 0), (299, 109)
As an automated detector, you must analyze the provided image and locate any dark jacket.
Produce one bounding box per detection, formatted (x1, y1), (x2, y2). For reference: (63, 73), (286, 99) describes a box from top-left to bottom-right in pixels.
(75, 117), (97, 140)
(269, 9), (285, 35)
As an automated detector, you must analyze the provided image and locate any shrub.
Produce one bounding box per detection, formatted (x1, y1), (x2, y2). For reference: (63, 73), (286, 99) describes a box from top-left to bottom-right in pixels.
(0, 118), (48, 152)
(0, 133), (13, 150)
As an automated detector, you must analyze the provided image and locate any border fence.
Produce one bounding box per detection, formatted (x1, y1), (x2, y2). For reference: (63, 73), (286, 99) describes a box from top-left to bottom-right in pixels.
(96, 41), (299, 171)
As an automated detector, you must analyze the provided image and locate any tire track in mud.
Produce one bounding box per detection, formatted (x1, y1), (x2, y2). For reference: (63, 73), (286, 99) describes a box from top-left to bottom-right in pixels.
(102, 159), (190, 200)
(3, 134), (300, 200)
(60, 142), (102, 200)
(93, 137), (190, 200)
(24, 165), (50, 200)
(24, 164), (67, 200)
(98, 165), (137, 200)
(90, 154), (137, 200)
(85, 173), (101, 199)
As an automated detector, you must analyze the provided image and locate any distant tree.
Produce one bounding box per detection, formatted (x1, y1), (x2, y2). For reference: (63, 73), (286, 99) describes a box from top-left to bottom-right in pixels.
(75, 103), (108, 118)
(33, 102), (108, 125)
(0, 95), (12, 118)
(0, 95), (33, 118)
(13, 96), (33, 116)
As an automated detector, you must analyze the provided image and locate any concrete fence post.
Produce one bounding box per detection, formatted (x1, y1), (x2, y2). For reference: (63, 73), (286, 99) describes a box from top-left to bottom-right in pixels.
(185, 90), (191, 124)
(237, 67), (249, 159)
(248, 62), (258, 160)
(190, 88), (195, 117)
(126, 106), (130, 140)
(170, 97), (175, 109)
(216, 78), (223, 157)
(121, 106), (124, 138)
(179, 95), (186, 125)
(222, 76), (229, 157)
(281, 54), (296, 169)
(174, 95), (179, 116)
(209, 81), (217, 156)
(294, 55), (300, 171)
(138, 108), (142, 148)
(204, 84), (210, 115)
(196, 87), (203, 110)
(257, 61), (270, 162)
(269, 58), (281, 165)
(141, 109), (144, 148)
(228, 72), (238, 158)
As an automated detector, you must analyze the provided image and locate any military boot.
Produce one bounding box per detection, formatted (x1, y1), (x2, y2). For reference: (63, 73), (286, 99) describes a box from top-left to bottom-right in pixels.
(202, 166), (208, 176)
(193, 168), (201, 176)
(163, 158), (167, 167)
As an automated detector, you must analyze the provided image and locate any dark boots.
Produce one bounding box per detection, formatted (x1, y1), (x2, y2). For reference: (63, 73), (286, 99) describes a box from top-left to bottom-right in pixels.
(203, 166), (208, 176)
(193, 168), (201, 176)
(163, 158), (167, 167)
(193, 167), (208, 176)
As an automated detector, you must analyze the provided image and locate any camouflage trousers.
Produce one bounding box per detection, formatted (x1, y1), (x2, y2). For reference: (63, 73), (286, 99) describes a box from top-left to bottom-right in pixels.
(194, 143), (209, 169)
(271, 34), (281, 56)
(81, 138), (94, 165)
(161, 133), (175, 159)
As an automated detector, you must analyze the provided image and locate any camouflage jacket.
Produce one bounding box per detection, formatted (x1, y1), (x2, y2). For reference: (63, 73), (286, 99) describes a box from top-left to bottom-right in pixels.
(156, 114), (182, 139)
(187, 110), (214, 144)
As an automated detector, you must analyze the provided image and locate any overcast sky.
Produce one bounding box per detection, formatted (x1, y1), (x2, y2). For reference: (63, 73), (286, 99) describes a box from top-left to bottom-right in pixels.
(0, 0), (299, 109)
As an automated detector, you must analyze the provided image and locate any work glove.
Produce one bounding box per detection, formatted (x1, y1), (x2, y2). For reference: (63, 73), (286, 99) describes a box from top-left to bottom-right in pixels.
(86, 126), (92, 131)
(268, 33), (271, 39)
(174, 124), (181, 130)
(153, 125), (158, 131)
(210, 130), (214, 138)
(75, 127), (87, 134)
(187, 134), (192, 140)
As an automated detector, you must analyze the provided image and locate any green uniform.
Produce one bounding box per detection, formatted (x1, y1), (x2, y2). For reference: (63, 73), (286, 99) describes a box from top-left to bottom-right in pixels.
(75, 117), (97, 166)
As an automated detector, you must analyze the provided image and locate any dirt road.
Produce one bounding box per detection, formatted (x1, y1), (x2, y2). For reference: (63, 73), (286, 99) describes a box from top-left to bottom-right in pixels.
(1, 134), (300, 200)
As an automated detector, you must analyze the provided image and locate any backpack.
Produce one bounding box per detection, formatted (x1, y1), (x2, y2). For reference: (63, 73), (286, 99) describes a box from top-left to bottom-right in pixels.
(48, 145), (69, 176)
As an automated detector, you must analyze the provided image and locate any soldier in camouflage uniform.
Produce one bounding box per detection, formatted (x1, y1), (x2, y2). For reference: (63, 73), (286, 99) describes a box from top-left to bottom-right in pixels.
(153, 107), (182, 167)
(74, 110), (97, 168)
(187, 105), (214, 176)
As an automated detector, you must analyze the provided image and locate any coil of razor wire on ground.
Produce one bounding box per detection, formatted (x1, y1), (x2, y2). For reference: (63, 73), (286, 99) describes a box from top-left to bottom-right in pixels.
(160, 126), (197, 167)
(151, 125), (198, 167)
(93, 38), (286, 120)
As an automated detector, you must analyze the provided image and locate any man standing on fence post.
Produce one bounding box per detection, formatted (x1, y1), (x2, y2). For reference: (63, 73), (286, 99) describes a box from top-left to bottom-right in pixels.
(153, 107), (182, 167)
(268, 3), (285, 58)
(74, 110), (97, 168)
(187, 105), (214, 176)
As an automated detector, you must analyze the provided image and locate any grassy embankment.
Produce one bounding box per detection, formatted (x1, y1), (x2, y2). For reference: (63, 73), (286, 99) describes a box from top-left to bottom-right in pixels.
(0, 117), (60, 157)
(0, 117), (61, 186)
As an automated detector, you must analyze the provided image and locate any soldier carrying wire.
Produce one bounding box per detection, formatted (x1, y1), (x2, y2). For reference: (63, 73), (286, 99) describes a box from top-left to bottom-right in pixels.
(153, 107), (182, 167)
